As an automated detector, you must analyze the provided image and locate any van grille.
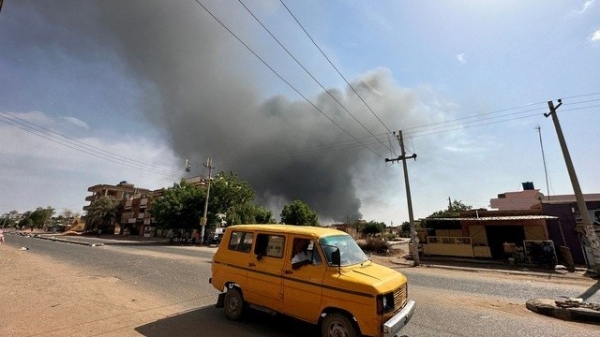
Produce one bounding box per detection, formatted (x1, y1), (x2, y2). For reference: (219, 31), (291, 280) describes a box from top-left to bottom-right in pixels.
(393, 283), (407, 311)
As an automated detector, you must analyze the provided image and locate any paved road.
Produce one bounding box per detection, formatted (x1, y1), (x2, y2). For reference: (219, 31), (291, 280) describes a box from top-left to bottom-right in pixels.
(3, 234), (599, 336)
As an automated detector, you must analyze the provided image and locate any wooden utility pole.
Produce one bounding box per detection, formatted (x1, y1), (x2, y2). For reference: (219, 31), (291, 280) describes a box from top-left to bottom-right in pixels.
(200, 157), (214, 245)
(385, 131), (420, 266)
(545, 99), (600, 274)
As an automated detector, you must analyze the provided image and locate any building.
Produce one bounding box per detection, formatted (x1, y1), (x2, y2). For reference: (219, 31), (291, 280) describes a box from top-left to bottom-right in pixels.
(541, 194), (600, 266)
(418, 182), (600, 267)
(84, 177), (210, 237)
(84, 181), (150, 211)
(118, 189), (164, 237)
(490, 182), (543, 210)
(84, 181), (152, 234)
(420, 210), (555, 260)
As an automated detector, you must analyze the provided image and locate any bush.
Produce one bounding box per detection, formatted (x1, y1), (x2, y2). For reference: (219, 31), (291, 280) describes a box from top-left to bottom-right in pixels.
(358, 237), (391, 255)
(383, 233), (396, 241)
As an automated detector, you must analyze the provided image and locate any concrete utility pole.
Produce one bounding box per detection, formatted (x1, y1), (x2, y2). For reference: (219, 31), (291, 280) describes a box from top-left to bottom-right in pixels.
(200, 157), (214, 245)
(385, 130), (420, 266)
(545, 99), (600, 274)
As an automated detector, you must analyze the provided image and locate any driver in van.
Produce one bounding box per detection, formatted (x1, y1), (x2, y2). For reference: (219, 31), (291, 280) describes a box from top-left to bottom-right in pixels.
(291, 239), (312, 269)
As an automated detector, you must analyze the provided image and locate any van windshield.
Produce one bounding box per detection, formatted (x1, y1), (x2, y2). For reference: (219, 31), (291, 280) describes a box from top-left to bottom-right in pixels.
(320, 235), (368, 266)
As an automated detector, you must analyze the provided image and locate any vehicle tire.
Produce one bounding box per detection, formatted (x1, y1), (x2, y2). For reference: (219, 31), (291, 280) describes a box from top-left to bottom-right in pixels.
(321, 312), (359, 337)
(224, 288), (244, 321)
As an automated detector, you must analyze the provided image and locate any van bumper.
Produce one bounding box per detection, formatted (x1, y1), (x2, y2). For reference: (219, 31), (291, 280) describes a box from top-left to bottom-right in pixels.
(382, 300), (415, 337)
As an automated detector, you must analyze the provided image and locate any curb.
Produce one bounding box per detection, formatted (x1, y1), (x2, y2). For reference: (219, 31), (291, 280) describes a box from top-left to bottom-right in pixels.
(526, 299), (600, 324)
(388, 258), (592, 281)
(36, 235), (104, 247)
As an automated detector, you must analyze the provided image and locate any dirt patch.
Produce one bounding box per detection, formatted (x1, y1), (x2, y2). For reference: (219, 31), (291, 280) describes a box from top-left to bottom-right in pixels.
(0, 245), (183, 337)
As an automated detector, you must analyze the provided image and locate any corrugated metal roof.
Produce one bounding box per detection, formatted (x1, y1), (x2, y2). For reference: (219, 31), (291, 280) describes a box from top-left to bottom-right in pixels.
(541, 194), (600, 203)
(425, 215), (558, 221)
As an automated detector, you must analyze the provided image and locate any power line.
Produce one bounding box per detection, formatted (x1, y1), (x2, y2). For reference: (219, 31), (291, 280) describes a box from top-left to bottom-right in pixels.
(218, 96), (599, 166)
(237, 0), (391, 153)
(280, 0), (394, 137)
(5, 95), (596, 173)
(192, 0), (386, 159)
(0, 110), (183, 179)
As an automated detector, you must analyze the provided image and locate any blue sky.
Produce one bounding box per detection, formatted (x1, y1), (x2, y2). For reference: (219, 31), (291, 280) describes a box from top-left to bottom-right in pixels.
(1, 0), (599, 225)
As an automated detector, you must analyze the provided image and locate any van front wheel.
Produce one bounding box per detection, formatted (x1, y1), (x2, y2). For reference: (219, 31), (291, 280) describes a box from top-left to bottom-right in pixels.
(321, 312), (358, 337)
(224, 288), (244, 321)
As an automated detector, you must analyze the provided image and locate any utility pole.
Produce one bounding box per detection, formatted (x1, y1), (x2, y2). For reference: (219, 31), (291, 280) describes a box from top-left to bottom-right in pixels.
(545, 99), (600, 274)
(385, 131), (420, 266)
(200, 157), (214, 245)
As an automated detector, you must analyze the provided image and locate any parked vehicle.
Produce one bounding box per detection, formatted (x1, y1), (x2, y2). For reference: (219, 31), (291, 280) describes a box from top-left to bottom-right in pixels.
(207, 227), (225, 245)
(209, 224), (415, 337)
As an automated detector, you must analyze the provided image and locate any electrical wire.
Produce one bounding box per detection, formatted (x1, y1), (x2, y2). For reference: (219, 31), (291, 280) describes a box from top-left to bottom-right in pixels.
(237, 0), (392, 153)
(3, 96), (597, 172)
(192, 0), (386, 159)
(0, 110), (183, 179)
(219, 96), (600, 165)
(279, 0), (394, 137)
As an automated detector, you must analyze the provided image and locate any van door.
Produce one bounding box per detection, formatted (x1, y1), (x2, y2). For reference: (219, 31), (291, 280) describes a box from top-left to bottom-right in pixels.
(282, 236), (325, 323)
(244, 232), (285, 313)
(218, 230), (254, 289)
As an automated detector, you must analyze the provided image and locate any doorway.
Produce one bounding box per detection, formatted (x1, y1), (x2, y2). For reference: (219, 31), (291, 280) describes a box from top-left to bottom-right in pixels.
(485, 225), (526, 259)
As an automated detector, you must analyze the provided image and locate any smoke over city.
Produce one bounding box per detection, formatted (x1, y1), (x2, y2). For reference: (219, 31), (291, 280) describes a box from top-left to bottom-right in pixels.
(25, 0), (430, 223)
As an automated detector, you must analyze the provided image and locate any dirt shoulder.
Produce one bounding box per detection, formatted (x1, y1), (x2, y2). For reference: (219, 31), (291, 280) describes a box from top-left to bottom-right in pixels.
(0, 245), (180, 337)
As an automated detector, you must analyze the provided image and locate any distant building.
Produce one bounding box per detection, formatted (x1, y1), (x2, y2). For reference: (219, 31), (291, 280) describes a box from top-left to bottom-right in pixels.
(419, 182), (600, 266)
(490, 182), (543, 211)
(332, 223), (359, 238)
(84, 181), (150, 212)
(84, 181), (152, 234)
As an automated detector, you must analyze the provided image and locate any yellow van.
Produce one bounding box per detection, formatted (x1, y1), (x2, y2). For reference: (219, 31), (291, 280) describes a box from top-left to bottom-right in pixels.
(209, 224), (415, 337)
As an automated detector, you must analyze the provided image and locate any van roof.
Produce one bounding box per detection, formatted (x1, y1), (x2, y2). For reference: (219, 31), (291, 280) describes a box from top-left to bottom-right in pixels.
(225, 224), (347, 238)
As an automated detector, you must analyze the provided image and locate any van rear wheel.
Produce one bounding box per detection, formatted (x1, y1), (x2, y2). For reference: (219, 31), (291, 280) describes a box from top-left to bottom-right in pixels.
(321, 312), (358, 337)
(224, 288), (244, 321)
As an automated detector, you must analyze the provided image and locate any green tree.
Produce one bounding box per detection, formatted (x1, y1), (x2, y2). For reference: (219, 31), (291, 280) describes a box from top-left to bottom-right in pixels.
(400, 221), (411, 237)
(209, 172), (255, 226)
(18, 211), (33, 229)
(85, 196), (120, 233)
(280, 200), (318, 226)
(30, 207), (55, 229)
(428, 200), (472, 218)
(253, 205), (274, 224)
(360, 220), (386, 236)
(150, 181), (204, 231)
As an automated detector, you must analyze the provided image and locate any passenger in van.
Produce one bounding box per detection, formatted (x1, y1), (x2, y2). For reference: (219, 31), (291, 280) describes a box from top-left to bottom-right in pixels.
(291, 239), (312, 270)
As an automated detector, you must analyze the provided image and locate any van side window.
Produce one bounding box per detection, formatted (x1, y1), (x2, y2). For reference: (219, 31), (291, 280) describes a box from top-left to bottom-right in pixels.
(228, 231), (254, 253)
(255, 234), (285, 258)
(291, 238), (322, 268)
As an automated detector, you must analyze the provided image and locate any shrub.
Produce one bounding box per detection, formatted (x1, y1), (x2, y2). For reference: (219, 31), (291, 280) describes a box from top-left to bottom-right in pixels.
(383, 233), (396, 241)
(358, 237), (391, 255)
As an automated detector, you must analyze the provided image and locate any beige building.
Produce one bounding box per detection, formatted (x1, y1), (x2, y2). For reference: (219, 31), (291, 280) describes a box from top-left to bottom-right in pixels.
(84, 181), (154, 234)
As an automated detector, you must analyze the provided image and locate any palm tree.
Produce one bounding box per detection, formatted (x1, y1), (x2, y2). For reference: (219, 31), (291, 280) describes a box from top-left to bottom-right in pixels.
(85, 196), (119, 234)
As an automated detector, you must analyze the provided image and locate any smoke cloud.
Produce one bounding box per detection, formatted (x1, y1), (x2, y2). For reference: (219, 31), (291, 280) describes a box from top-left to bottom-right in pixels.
(21, 0), (431, 223)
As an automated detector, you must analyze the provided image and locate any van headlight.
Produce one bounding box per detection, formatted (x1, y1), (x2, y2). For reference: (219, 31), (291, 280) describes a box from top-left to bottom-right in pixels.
(376, 292), (394, 314)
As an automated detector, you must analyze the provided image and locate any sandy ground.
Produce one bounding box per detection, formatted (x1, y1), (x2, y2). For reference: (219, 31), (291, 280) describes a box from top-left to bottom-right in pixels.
(0, 244), (182, 337)
(1, 236), (594, 337)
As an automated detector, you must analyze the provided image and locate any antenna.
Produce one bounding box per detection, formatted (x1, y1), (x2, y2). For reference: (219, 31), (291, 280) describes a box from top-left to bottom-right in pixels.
(536, 126), (550, 200)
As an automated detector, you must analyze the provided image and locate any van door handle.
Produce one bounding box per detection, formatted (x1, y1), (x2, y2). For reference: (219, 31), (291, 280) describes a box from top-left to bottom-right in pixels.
(284, 270), (293, 274)
(249, 262), (256, 267)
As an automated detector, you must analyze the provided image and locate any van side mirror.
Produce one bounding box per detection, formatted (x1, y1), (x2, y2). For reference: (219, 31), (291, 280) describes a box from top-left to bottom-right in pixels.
(331, 249), (341, 266)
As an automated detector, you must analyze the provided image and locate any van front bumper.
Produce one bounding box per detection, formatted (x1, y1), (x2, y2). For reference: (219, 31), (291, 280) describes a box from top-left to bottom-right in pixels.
(382, 300), (415, 337)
